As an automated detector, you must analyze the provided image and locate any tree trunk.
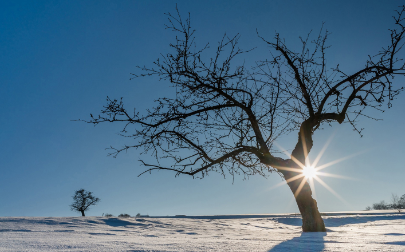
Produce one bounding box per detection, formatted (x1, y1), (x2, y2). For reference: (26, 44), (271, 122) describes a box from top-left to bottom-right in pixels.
(81, 210), (85, 217)
(282, 170), (326, 232)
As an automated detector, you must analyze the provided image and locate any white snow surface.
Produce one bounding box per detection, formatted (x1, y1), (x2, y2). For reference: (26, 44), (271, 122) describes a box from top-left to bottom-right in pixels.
(1, 211), (404, 251)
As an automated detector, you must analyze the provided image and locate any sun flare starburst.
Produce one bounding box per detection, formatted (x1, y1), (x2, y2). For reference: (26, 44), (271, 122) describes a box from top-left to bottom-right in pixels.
(269, 133), (362, 207)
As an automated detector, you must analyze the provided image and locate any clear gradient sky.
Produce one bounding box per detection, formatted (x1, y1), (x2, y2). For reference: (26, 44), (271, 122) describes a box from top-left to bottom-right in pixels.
(1, 0), (404, 217)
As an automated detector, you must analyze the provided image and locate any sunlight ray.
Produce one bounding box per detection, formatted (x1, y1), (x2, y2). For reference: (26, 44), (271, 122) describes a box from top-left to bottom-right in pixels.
(285, 173), (305, 184)
(291, 156), (306, 169)
(274, 166), (303, 173)
(312, 131), (336, 168)
(274, 141), (306, 169)
(267, 180), (287, 191)
(315, 150), (367, 172)
(300, 130), (309, 167)
(316, 171), (354, 180)
(285, 195), (298, 213)
(313, 176), (350, 206)
(268, 173), (305, 190)
(294, 177), (308, 197)
(308, 177), (317, 200)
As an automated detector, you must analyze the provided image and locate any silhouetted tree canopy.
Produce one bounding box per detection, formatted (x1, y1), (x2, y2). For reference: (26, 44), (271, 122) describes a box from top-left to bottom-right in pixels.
(85, 6), (405, 232)
(70, 189), (100, 217)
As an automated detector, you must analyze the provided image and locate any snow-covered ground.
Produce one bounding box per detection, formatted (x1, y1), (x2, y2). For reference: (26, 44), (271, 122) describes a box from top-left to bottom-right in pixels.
(1, 211), (404, 251)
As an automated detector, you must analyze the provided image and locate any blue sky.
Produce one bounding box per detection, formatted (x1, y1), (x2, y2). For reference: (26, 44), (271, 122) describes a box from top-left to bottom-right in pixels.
(1, 0), (404, 217)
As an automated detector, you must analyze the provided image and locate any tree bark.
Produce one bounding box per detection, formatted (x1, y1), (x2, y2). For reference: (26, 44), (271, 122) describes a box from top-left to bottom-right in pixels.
(279, 120), (326, 231)
(81, 210), (85, 217)
(281, 170), (326, 232)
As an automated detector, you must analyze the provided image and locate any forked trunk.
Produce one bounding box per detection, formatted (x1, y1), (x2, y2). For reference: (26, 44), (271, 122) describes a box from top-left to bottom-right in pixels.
(282, 170), (326, 232)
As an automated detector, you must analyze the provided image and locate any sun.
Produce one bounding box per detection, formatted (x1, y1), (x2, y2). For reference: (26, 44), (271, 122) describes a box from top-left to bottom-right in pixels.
(302, 165), (317, 178)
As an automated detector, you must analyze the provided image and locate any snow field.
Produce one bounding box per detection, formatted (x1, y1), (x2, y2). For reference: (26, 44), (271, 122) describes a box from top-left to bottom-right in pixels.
(0, 212), (404, 251)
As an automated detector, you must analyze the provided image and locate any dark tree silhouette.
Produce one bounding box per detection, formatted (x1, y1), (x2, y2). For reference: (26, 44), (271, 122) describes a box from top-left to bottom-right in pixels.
(70, 189), (100, 217)
(86, 7), (405, 231)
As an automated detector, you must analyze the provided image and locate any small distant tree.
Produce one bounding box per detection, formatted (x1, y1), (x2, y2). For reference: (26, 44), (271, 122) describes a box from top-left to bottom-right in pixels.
(118, 213), (131, 218)
(372, 200), (389, 210)
(70, 189), (100, 216)
(391, 193), (405, 212)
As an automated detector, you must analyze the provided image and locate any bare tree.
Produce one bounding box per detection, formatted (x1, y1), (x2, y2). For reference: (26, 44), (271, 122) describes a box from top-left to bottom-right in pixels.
(399, 194), (405, 209)
(85, 7), (405, 231)
(391, 193), (400, 211)
(70, 189), (100, 217)
(391, 193), (405, 212)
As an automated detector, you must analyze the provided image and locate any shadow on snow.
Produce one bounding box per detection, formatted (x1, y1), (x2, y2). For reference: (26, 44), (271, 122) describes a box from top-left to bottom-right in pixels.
(269, 214), (405, 251)
(275, 214), (405, 228)
(269, 232), (327, 252)
(102, 218), (150, 227)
